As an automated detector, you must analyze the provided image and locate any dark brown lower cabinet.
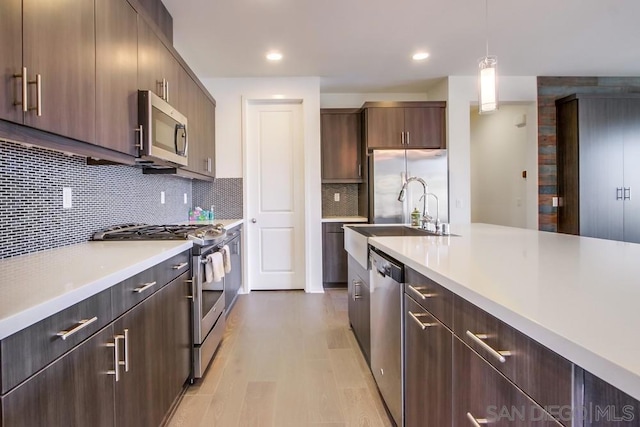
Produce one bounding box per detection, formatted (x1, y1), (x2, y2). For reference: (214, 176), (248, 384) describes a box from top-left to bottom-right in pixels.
(404, 294), (452, 427)
(323, 223), (348, 287)
(1, 326), (116, 427)
(0, 270), (191, 427)
(453, 338), (562, 427)
(347, 255), (370, 364)
(114, 271), (191, 427)
(581, 369), (640, 426)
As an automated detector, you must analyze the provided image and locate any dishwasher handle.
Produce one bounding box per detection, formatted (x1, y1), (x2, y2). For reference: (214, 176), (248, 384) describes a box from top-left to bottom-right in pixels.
(369, 248), (404, 283)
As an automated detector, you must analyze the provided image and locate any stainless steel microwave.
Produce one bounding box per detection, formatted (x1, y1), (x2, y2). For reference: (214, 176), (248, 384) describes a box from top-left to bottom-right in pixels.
(137, 90), (188, 167)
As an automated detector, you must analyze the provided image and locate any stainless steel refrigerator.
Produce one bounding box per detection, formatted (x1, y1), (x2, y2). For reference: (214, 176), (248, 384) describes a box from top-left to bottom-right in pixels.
(369, 149), (449, 224)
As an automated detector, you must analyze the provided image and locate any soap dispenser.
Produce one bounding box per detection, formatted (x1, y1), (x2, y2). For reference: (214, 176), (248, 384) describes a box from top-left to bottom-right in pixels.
(410, 207), (420, 227)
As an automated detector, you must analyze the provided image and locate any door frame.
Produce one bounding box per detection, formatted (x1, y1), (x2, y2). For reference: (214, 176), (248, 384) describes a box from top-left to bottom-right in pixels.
(241, 96), (323, 294)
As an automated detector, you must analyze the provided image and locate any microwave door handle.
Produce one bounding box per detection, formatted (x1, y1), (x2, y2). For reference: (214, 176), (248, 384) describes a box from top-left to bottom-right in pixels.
(174, 124), (187, 156)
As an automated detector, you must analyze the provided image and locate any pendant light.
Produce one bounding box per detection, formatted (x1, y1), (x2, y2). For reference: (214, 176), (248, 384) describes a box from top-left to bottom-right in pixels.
(478, 0), (498, 114)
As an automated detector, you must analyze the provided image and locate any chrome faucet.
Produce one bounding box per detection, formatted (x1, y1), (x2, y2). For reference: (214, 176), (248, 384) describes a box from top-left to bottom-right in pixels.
(398, 176), (429, 225)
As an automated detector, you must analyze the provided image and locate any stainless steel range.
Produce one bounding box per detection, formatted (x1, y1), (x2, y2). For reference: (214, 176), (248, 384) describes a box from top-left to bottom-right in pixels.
(92, 223), (229, 380)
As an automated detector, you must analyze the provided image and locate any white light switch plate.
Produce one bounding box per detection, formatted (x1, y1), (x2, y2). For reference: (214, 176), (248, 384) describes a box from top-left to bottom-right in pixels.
(183, 193), (188, 204)
(161, 191), (165, 204)
(62, 187), (72, 209)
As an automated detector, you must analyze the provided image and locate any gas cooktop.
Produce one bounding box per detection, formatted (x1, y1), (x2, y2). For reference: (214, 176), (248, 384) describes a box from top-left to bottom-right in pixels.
(92, 223), (227, 246)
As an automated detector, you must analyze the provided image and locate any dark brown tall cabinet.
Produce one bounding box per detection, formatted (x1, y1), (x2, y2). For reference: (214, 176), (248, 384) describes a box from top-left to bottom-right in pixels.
(95, 0), (138, 156)
(556, 94), (640, 243)
(363, 102), (446, 149)
(2, 0), (96, 143)
(321, 109), (362, 183)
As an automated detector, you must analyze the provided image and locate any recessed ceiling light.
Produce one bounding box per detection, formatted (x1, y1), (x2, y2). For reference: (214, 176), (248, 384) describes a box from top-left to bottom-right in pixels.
(266, 52), (283, 61)
(412, 52), (430, 61)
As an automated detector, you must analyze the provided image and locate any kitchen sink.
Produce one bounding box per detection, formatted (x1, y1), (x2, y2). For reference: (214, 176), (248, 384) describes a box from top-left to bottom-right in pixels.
(350, 226), (454, 238)
(344, 225), (457, 270)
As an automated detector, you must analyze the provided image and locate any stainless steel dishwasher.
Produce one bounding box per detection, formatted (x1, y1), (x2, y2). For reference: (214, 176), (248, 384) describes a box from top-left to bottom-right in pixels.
(370, 247), (404, 427)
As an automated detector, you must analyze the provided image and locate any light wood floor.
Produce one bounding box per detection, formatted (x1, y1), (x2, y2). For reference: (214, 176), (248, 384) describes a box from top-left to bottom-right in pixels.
(168, 289), (393, 427)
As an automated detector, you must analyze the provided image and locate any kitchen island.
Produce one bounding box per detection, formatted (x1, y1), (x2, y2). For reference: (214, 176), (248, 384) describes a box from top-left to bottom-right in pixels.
(368, 223), (640, 405)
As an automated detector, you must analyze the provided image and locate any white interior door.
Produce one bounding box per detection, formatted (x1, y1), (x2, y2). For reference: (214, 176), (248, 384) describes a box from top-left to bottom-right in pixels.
(246, 101), (305, 290)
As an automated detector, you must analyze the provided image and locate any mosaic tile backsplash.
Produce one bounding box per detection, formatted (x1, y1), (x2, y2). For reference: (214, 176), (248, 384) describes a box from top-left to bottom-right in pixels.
(322, 184), (359, 217)
(0, 140), (193, 259)
(193, 178), (243, 220)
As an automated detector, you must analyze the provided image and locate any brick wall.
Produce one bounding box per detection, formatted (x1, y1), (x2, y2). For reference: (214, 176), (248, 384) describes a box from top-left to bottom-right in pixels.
(537, 77), (640, 231)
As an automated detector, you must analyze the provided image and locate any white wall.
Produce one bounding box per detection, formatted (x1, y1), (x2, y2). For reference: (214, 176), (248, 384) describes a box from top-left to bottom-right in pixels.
(203, 77), (323, 293)
(320, 92), (428, 108)
(470, 105), (531, 228)
(442, 76), (538, 227)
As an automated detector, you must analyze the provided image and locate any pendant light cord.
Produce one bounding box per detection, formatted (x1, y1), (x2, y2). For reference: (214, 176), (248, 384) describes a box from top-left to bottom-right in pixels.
(485, 0), (489, 57)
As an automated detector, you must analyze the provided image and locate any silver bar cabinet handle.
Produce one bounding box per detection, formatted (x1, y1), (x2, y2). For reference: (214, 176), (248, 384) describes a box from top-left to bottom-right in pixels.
(408, 311), (436, 330)
(173, 262), (189, 270)
(13, 67), (28, 112)
(465, 330), (512, 363)
(134, 124), (144, 151)
(624, 187), (631, 200)
(406, 131), (410, 145)
(401, 131), (405, 145)
(408, 285), (436, 300)
(353, 280), (362, 300)
(28, 74), (42, 116)
(617, 187), (623, 200)
(107, 335), (121, 382)
(207, 158), (212, 173)
(56, 316), (98, 340)
(120, 329), (129, 372)
(164, 79), (169, 102)
(466, 412), (489, 426)
(358, 164), (362, 177)
(133, 281), (157, 293)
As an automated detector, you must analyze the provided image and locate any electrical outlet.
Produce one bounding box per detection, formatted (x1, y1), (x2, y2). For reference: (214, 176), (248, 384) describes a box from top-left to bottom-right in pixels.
(552, 197), (559, 207)
(62, 187), (72, 209)
(160, 191), (165, 204)
(183, 193), (188, 204)
(334, 193), (340, 202)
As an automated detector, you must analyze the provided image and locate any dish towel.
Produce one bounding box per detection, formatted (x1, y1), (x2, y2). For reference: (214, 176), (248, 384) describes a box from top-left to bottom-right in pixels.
(221, 245), (232, 273)
(205, 252), (225, 283)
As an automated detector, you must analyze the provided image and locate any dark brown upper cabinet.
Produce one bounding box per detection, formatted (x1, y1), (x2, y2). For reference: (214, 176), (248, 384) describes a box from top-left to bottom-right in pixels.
(321, 109), (363, 183)
(95, 0), (138, 156)
(138, 17), (178, 104)
(363, 102), (446, 150)
(0, 0), (23, 124)
(5, 0), (97, 143)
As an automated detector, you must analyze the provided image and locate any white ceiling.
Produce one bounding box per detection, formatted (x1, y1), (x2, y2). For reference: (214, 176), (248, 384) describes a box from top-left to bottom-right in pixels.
(162, 0), (640, 93)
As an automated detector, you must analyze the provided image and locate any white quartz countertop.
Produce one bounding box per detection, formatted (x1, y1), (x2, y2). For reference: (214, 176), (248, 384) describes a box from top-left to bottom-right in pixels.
(322, 216), (368, 223)
(0, 240), (192, 340)
(368, 223), (640, 401)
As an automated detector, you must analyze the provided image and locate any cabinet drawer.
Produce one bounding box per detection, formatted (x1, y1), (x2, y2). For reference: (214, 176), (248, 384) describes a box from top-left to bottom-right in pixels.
(0, 288), (112, 394)
(453, 338), (563, 426)
(454, 296), (572, 425)
(111, 250), (191, 318)
(404, 267), (454, 329)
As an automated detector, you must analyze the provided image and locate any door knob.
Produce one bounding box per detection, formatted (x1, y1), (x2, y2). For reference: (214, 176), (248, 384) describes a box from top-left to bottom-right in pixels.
(251, 218), (257, 223)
